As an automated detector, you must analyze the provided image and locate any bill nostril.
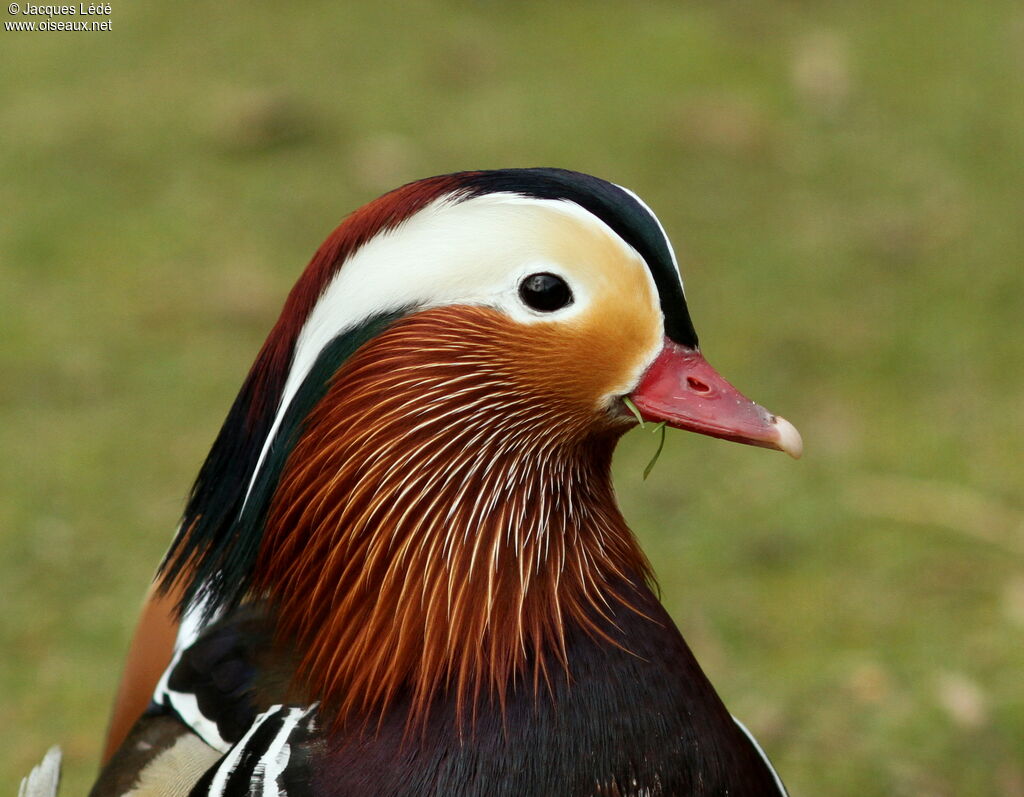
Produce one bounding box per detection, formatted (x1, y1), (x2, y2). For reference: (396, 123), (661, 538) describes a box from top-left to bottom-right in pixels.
(686, 377), (710, 393)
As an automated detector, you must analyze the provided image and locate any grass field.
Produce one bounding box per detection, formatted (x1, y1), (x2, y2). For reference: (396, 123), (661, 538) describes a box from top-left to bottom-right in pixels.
(2, 2), (1022, 794)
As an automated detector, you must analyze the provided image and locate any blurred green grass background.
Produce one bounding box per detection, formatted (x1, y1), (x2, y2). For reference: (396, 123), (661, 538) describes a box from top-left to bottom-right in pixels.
(1, 2), (1022, 794)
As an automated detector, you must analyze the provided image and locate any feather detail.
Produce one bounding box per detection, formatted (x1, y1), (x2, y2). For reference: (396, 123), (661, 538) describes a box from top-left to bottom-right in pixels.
(18, 747), (61, 797)
(158, 176), (465, 617)
(253, 306), (653, 734)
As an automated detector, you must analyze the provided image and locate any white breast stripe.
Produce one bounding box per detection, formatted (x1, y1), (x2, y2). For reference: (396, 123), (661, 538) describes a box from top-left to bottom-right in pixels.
(152, 595), (230, 752)
(205, 706), (277, 797)
(732, 715), (789, 796)
(152, 644), (230, 753)
(198, 705), (317, 797)
(258, 704), (317, 794)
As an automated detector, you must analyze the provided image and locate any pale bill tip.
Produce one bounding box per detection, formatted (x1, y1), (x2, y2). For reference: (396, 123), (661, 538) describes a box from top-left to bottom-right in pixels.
(772, 415), (803, 460)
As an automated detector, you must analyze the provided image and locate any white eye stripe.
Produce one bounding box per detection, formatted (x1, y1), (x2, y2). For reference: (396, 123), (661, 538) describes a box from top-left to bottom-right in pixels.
(240, 193), (653, 511)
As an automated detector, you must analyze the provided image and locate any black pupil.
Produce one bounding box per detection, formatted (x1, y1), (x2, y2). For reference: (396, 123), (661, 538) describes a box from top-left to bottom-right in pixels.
(519, 273), (572, 312)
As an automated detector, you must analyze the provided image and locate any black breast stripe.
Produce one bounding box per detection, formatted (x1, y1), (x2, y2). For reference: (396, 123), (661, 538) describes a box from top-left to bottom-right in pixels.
(192, 706), (316, 797)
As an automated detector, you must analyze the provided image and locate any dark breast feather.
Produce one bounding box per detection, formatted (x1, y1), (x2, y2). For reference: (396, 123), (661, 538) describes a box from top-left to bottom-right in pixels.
(300, 576), (784, 797)
(99, 578), (784, 797)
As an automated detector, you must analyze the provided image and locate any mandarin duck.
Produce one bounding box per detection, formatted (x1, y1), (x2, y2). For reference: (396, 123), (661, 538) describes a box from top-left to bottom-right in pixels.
(78, 168), (802, 797)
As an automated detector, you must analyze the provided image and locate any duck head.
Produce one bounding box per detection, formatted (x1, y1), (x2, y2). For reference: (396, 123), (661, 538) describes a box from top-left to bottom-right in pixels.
(158, 168), (801, 729)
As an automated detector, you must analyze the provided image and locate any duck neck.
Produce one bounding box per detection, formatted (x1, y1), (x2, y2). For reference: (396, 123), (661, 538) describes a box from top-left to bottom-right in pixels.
(252, 308), (652, 730)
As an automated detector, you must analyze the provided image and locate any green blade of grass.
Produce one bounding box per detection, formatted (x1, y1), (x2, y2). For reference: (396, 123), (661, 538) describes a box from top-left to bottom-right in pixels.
(622, 396), (645, 427)
(643, 422), (667, 480)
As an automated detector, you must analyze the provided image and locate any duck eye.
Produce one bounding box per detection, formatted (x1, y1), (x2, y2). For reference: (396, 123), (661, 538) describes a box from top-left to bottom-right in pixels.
(518, 272), (573, 313)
